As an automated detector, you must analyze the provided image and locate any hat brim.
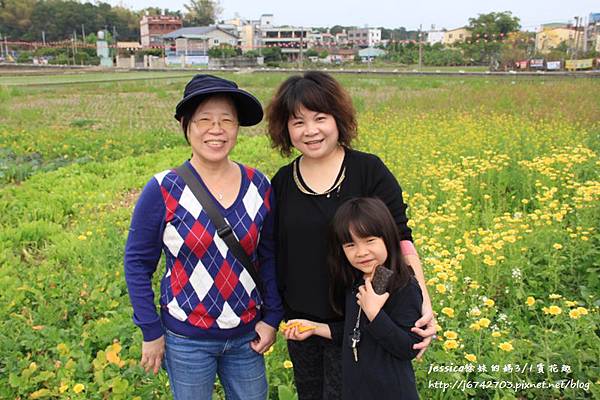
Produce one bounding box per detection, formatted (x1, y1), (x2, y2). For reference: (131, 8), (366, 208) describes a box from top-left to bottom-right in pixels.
(174, 87), (263, 127)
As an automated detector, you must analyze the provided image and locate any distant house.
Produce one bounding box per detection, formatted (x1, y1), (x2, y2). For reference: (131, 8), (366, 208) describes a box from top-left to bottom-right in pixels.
(443, 27), (470, 45)
(585, 13), (600, 52)
(260, 26), (310, 58)
(348, 28), (382, 47)
(427, 30), (445, 45)
(140, 15), (183, 48)
(163, 26), (239, 55)
(116, 41), (142, 55)
(535, 23), (582, 54)
(358, 47), (386, 62)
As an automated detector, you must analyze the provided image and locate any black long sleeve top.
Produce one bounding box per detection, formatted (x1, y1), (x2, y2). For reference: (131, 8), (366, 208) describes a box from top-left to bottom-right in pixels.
(331, 278), (422, 400)
(271, 148), (413, 321)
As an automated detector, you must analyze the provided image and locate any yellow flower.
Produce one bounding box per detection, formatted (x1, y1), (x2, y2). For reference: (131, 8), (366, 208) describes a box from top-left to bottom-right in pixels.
(469, 322), (481, 331)
(491, 331), (502, 338)
(552, 243), (563, 250)
(468, 281), (480, 289)
(441, 307), (455, 318)
(437, 272), (448, 281)
(443, 339), (459, 350)
(542, 305), (562, 315)
(564, 300), (578, 307)
(77, 235), (87, 241)
(283, 360), (293, 369)
(549, 294), (562, 299)
(576, 307), (588, 315)
(526, 296), (535, 307)
(436, 284), (446, 294)
(478, 318), (491, 328)
(569, 309), (581, 319)
(59, 384), (69, 393)
(29, 362), (37, 371)
(57, 343), (69, 355)
(443, 330), (458, 340)
(30, 389), (51, 399)
(264, 346), (274, 356)
(464, 353), (477, 362)
(483, 299), (495, 307)
(73, 383), (85, 394)
(498, 342), (514, 352)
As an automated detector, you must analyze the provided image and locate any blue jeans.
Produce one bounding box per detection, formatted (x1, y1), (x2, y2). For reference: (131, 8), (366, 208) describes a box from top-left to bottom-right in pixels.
(163, 330), (267, 400)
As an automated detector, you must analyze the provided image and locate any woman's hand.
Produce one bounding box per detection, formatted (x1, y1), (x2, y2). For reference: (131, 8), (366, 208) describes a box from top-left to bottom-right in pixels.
(141, 335), (165, 374)
(357, 278), (390, 321)
(411, 300), (437, 359)
(250, 321), (277, 354)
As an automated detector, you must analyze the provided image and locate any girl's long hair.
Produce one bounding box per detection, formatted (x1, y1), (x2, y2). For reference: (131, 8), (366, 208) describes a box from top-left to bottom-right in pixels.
(328, 197), (414, 315)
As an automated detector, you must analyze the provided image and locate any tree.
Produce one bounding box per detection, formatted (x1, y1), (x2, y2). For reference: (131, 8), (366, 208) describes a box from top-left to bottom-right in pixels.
(207, 44), (237, 58)
(184, 0), (221, 26)
(464, 11), (521, 67)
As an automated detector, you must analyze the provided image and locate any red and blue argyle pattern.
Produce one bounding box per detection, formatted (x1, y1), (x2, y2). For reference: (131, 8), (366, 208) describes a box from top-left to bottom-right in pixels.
(154, 165), (271, 330)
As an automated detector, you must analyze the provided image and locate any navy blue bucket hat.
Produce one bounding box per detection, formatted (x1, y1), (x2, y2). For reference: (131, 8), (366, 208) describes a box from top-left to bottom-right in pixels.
(175, 74), (263, 126)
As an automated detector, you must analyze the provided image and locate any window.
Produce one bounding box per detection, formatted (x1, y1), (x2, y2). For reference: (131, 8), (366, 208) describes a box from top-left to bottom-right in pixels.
(214, 39), (219, 44)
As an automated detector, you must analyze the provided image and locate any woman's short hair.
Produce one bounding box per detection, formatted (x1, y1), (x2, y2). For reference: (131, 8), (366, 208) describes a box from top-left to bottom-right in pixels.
(266, 71), (357, 156)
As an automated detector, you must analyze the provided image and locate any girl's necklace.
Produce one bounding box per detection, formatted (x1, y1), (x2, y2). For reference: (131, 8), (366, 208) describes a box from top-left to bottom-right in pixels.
(351, 307), (361, 362)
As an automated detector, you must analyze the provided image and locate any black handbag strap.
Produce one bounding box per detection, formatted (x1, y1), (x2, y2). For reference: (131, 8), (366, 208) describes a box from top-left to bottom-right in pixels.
(175, 163), (262, 296)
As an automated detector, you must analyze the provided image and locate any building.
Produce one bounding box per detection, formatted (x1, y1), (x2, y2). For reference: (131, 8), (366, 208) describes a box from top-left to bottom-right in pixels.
(535, 23), (583, 54)
(358, 47), (386, 61)
(260, 26), (310, 57)
(427, 30), (445, 45)
(163, 26), (239, 56)
(585, 13), (600, 52)
(348, 28), (381, 47)
(140, 15), (183, 48)
(442, 27), (470, 45)
(335, 31), (349, 46)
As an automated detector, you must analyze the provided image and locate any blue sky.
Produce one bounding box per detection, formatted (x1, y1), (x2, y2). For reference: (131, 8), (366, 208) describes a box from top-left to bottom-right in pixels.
(105, 0), (599, 31)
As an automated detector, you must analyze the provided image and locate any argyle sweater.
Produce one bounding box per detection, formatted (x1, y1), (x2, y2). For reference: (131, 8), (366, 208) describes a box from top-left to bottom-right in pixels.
(124, 161), (284, 341)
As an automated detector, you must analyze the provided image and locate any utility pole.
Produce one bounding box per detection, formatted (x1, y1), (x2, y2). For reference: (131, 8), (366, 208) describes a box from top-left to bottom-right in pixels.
(299, 26), (304, 68)
(42, 31), (46, 46)
(418, 24), (423, 70)
(572, 16), (579, 60)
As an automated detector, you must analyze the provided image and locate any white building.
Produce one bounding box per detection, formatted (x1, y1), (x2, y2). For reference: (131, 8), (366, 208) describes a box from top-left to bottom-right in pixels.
(427, 30), (445, 45)
(348, 28), (381, 47)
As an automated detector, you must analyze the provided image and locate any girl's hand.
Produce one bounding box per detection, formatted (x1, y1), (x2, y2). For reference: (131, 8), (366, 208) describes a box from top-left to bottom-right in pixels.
(281, 319), (320, 341)
(357, 278), (390, 321)
(141, 335), (165, 374)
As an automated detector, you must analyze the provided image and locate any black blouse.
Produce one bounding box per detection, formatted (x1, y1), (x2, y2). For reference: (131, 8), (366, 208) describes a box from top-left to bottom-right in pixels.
(271, 148), (413, 321)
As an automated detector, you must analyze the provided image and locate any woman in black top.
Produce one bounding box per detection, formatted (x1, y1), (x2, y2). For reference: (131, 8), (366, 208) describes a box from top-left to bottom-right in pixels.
(266, 71), (435, 399)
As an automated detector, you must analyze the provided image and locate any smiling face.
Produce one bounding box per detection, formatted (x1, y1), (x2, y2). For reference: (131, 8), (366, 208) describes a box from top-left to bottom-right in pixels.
(186, 95), (239, 165)
(287, 105), (340, 160)
(341, 229), (388, 279)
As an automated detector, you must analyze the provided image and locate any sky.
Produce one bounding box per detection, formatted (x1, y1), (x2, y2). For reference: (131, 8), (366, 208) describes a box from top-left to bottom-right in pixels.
(105, 0), (599, 31)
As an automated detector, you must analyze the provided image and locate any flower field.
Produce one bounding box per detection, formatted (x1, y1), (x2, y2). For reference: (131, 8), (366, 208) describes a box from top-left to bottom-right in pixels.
(0, 72), (598, 399)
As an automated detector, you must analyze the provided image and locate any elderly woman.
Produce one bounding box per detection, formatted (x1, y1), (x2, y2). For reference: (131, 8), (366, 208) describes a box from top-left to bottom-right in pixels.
(124, 74), (283, 400)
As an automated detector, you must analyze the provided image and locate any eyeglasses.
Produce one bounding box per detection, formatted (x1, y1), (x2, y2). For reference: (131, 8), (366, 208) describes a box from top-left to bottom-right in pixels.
(191, 117), (238, 130)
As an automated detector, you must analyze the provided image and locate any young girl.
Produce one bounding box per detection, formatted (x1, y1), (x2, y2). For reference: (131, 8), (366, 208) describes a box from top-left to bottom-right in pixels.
(283, 197), (422, 400)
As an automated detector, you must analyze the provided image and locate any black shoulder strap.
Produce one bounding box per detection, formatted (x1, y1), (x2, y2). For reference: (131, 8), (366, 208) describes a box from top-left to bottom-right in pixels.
(175, 163), (262, 296)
